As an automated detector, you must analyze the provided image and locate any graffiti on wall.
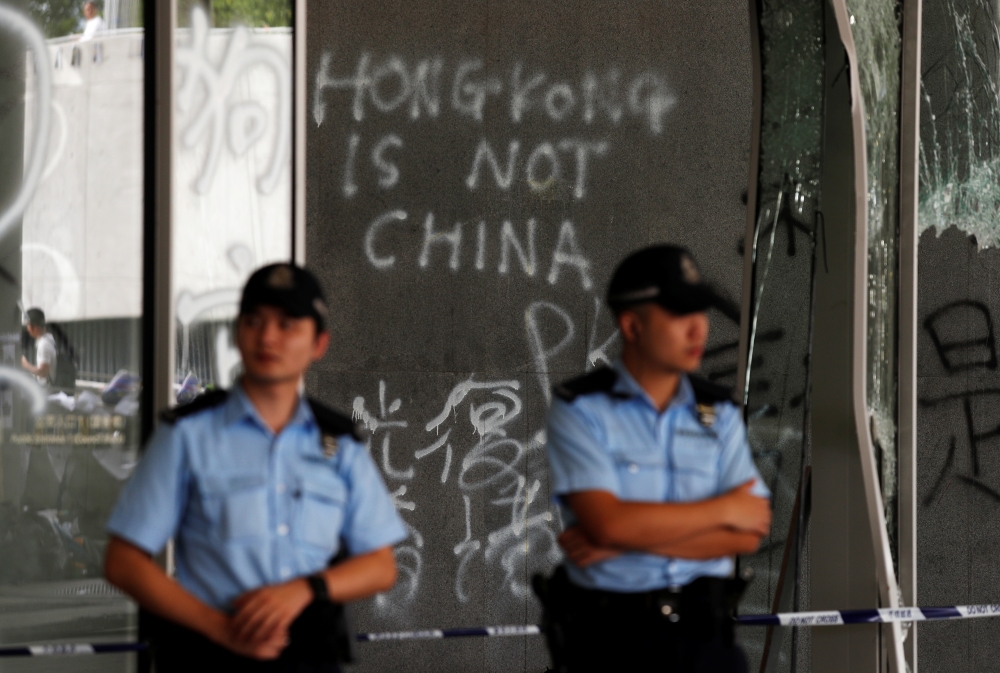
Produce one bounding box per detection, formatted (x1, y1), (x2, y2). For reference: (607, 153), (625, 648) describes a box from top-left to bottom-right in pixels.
(176, 6), (290, 195)
(0, 4), (50, 241)
(921, 299), (1000, 504)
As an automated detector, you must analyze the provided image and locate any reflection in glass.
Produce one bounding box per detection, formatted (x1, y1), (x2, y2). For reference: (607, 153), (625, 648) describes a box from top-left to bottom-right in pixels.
(0, 2), (143, 667)
(172, 1), (292, 398)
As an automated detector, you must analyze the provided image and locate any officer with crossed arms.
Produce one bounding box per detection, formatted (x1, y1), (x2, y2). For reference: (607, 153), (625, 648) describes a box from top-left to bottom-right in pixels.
(540, 245), (772, 672)
(104, 264), (406, 671)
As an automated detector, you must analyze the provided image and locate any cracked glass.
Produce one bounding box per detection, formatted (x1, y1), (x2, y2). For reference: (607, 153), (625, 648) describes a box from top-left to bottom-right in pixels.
(844, 0), (903, 575)
(917, 0), (1000, 666)
(741, 0), (825, 671)
(920, 0), (1000, 245)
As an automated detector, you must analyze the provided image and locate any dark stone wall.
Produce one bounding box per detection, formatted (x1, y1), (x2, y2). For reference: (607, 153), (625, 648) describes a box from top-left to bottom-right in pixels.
(304, 1), (754, 670)
(917, 227), (1000, 671)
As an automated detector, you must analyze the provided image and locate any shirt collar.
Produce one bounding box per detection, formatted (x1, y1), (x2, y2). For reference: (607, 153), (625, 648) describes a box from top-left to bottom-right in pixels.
(222, 380), (316, 433)
(611, 359), (695, 413)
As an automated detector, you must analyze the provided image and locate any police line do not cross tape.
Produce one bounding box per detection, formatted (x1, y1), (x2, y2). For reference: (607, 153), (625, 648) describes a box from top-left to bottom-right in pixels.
(354, 605), (1000, 636)
(733, 604), (1000, 627)
(5, 605), (1000, 657)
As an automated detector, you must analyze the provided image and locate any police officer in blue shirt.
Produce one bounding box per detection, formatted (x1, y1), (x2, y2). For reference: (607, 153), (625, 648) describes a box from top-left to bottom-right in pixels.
(104, 263), (407, 672)
(538, 245), (772, 673)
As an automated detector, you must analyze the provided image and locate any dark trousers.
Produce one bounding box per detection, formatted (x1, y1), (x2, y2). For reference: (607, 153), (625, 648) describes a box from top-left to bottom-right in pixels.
(145, 613), (341, 673)
(559, 579), (748, 673)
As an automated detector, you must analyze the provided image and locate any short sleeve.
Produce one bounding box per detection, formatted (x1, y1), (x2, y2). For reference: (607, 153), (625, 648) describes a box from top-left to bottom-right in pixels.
(546, 398), (619, 497)
(716, 406), (770, 499)
(36, 336), (56, 365)
(105, 423), (190, 554)
(338, 438), (408, 555)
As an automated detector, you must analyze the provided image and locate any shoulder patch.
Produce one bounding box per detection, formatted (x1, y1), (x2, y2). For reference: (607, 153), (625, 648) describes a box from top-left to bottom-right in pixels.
(306, 397), (362, 442)
(159, 389), (229, 425)
(553, 367), (620, 403)
(689, 375), (735, 406)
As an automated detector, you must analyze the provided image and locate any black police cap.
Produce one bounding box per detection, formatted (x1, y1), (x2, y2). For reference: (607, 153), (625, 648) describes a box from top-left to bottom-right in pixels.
(239, 263), (329, 330)
(606, 245), (719, 315)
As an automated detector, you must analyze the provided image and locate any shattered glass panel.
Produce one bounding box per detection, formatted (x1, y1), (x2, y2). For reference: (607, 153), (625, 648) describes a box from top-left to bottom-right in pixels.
(843, 0), (902, 575)
(741, 0), (824, 670)
(920, 0), (1000, 245)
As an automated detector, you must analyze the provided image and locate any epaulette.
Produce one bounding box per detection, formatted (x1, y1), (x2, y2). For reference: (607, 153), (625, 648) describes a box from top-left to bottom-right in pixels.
(307, 397), (362, 458)
(159, 389), (229, 425)
(689, 375), (735, 427)
(553, 367), (621, 402)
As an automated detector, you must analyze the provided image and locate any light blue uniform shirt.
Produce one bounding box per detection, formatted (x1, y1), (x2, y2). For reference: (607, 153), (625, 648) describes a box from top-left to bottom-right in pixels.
(106, 385), (407, 611)
(546, 360), (769, 592)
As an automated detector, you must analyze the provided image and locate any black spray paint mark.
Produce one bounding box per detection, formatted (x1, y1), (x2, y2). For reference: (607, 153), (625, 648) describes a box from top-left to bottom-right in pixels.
(921, 300), (1000, 506)
(924, 300), (998, 373)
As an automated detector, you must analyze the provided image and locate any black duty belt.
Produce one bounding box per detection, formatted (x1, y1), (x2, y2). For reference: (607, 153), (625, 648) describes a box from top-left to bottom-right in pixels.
(533, 566), (752, 673)
(560, 571), (748, 625)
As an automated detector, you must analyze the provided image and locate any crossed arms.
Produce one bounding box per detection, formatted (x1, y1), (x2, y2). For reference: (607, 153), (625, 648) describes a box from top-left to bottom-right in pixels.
(559, 480), (772, 567)
(104, 537), (396, 660)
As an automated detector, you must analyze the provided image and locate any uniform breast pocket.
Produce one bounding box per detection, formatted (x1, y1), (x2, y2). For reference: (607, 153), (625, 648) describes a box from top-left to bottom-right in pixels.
(295, 475), (347, 552)
(199, 474), (269, 541)
(612, 448), (666, 501)
(671, 436), (721, 501)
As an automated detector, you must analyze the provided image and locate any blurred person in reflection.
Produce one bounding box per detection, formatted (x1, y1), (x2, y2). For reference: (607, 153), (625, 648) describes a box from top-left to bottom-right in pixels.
(536, 245), (772, 673)
(21, 308), (57, 387)
(80, 1), (105, 41)
(104, 264), (406, 672)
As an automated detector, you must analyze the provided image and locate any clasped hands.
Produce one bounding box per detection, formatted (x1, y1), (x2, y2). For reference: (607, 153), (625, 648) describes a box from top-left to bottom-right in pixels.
(215, 578), (314, 660)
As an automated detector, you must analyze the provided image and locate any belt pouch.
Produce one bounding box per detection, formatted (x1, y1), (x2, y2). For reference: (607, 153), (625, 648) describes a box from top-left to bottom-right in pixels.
(532, 566), (574, 673)
(677, 576), (750, 644)
(286, 598), (356, 665)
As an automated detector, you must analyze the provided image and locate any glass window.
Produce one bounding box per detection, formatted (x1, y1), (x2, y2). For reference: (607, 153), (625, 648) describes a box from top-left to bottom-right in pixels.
(0, 0), (144, 668)
(172, 0), (293, 397)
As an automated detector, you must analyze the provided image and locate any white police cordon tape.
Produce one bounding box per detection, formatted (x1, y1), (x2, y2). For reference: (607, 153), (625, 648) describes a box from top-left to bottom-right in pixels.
(0, 626), (542, 657)
(357, 625), (542, 642)
(0, 642), (147, 657)
(734, 604), (1000, 627)
(6, 606), (1000, 657)
(356, 605), (1000, 636)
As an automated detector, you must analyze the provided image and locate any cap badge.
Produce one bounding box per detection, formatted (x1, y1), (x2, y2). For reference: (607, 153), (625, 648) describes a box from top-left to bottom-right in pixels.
(611, 286), (660, 304)
(321, 433), (339, 458)
(268, 265), (295, 289)
(680, 255), (701, 284)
